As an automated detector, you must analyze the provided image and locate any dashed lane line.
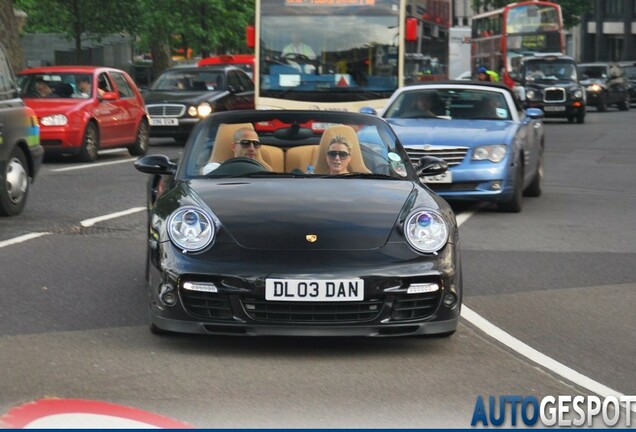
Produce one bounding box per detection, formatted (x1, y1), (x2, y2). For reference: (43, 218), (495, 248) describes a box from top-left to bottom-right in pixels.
(0, 207), (145, 249)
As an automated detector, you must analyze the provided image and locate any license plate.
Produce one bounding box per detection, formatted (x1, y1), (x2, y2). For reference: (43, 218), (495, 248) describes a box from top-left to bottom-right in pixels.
(423, 170), (452, 184)
(149, 117), (179, 126)
(265, 278), (364, 302)
(543, 106), (566, 112)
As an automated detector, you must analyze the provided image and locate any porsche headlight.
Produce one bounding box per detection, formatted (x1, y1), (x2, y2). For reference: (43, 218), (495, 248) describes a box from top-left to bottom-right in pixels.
(472, 145), (507, 163)
(40, 114), (68, 126)
(587, 84), (602, 92)
(167, 207), (214, 252)
(404, 210), (449, 253)
(526, 90), (536, 100)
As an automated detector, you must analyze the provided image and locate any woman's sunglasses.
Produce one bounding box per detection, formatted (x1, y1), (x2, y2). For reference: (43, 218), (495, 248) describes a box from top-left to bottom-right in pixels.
(327, 150), (350, 159)
(238, 139), (261, 149)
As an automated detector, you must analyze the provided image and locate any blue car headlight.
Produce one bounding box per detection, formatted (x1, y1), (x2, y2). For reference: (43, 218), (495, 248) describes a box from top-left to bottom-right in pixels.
(472, 145), (507, 163)
(404, 210), (449, 253)
(167, 206), (215, 252)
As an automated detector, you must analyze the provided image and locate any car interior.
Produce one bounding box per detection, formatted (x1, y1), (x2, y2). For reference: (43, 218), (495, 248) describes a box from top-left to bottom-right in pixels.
(190, 120), (404, 178)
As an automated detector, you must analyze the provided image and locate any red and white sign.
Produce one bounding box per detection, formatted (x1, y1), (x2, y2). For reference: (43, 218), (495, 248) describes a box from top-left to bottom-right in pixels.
(0, 398), (193, 428)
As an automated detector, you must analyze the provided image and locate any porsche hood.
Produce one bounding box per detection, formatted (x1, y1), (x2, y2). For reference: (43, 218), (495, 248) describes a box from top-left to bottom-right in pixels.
(185, 179), (431, 250)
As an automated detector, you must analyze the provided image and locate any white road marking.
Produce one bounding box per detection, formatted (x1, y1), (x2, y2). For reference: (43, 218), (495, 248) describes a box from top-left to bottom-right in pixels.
(0, 232), (50, 249)
(80, 207), (146, 227)
(2, 205), (631, 406)
(0, 207), (145, 248)
(457, 210), (634, 409)
(51, 158), (136, 172)
(461, 306), (634, 410)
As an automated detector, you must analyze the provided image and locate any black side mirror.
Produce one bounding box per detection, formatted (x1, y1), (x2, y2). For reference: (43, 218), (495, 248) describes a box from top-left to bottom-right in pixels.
(417, 156), (448, 177)
(134, 154), (177, 175)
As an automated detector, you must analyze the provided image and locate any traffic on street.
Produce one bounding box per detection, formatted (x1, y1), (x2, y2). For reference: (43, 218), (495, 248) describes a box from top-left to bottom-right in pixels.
(2, 107), (636, 427)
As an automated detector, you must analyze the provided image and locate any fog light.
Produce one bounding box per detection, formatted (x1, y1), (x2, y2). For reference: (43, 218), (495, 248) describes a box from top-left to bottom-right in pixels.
(162, 291), (177, 306)
(490, 181), (502, 191)
(443, 293), (457, 308)
(159, 283), (177, 306)
(407, 283), (439, 294)
(183, 281), (218, 293)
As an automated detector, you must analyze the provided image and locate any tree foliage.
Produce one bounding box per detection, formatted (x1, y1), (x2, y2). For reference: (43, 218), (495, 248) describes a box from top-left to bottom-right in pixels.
(471, 0), (591, 29)
(14, 0), (141, 63)
(14, 0), (255, 73)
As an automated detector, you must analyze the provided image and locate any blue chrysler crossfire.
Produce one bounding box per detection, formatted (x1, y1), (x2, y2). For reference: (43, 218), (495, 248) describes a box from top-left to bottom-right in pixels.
(368, 81), (545, 212)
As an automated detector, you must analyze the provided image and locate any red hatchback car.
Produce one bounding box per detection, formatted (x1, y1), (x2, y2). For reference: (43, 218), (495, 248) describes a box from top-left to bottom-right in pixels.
(18, 66), (149, 162)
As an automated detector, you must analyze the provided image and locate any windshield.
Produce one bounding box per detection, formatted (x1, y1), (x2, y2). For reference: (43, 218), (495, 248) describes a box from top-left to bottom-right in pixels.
(152, 69), (224, 91)
(579, 66), (607, 79)
(184, 113), (411, 180)
(18, 73), (94, 99)
(622, 65), (636, 80)
(506, 4), (560, 34)
(523, 60), (578, 82)
(259, 0), (400, 102)
(383, 88), (512, 121)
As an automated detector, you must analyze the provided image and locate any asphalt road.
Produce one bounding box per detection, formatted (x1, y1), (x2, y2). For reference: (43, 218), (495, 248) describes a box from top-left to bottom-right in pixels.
(1, 110), (635, 427)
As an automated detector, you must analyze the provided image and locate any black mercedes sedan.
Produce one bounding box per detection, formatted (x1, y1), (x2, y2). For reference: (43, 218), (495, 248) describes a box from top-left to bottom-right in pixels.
(143, 65), (254, 143)
(134, 110), (462, 338)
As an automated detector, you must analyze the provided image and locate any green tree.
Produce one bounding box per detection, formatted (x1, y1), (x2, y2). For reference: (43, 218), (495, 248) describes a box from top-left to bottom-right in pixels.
(471, 0), (591, 29)
(14, 0), (141, 63)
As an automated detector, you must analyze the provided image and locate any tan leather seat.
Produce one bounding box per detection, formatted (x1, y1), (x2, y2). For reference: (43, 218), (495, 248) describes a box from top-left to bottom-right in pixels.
(260, 145), (284, 172)
(313, 125), (370, 174)
(207, 123), (272, 171)
(285, 145), (320, 173)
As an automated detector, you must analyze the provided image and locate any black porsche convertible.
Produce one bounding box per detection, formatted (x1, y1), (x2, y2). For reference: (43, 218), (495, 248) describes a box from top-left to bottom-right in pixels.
(134, 110), (462, 338)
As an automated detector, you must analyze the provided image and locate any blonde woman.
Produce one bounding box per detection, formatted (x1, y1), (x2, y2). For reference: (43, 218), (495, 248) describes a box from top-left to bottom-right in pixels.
(326, 135), (352, 175)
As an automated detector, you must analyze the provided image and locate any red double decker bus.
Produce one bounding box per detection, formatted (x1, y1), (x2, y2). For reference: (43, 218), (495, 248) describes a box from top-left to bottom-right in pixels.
(471, 1), (564, 88)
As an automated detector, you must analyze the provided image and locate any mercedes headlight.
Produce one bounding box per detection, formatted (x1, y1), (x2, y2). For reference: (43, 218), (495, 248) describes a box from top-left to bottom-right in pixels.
(167, 206), (215, 252)
(573, 89), (584, 99)
(188, 103), (213, 118)
(40, 114), (68, 126)
(404, 210), (449, 253)
(472, 145), (507, 163)
(197, 102), (212, 117)
(526, 90), (536, 100)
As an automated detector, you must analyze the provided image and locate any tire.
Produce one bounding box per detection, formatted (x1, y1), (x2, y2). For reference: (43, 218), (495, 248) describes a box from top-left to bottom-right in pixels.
(78, 122), (99, 162)
(498, 164), (523, 213)
(576, 110), (585, 124)
(597, 93), (608, 112)
(524, 147), (543, 197)
(128, 119), (150, 156)
(0, 146), (29, 216)
(617, 95), (630, 111)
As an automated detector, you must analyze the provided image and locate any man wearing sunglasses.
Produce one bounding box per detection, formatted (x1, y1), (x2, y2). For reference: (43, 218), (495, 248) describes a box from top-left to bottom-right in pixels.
(232, 127), (263, 160)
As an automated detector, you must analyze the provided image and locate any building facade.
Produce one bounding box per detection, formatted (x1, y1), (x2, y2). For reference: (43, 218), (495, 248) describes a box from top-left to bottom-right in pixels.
(580, 0), (636, 61)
